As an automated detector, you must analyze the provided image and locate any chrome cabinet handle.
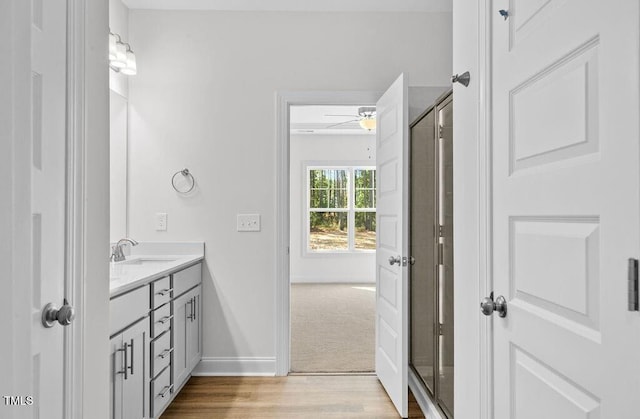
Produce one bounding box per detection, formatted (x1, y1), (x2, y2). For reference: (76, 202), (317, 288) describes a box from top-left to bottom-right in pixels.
(159, 348), (173, 359)
(116, 343), (128, 380)
(158, 384), (173, 398)
(193, 297), (197, 321)
(158, 315), (173, 325)
(156, 288), (173, 296)
(128, 339), (134, 376)
(187, 299), (194, 320)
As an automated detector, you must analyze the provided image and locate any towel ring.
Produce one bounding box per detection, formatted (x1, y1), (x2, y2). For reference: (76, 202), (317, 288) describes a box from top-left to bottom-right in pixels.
(171, 168), (195, 193)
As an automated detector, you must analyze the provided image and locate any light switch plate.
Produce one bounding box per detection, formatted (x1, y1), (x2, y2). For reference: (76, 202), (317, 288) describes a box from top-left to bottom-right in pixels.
(237, 214), (261, 232)
(156, 212), (167, 231)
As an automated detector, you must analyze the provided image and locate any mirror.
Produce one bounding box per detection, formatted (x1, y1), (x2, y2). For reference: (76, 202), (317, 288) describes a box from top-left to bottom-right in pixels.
(110, 89), (128, 241)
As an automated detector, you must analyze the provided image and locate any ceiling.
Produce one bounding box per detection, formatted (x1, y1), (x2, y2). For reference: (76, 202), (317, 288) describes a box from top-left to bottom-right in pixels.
(123, 0), (452, 12)
(290, 105), (376, 136)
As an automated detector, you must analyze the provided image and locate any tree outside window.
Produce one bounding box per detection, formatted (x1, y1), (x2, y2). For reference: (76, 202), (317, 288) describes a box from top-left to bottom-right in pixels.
(308, 167), (376, 252)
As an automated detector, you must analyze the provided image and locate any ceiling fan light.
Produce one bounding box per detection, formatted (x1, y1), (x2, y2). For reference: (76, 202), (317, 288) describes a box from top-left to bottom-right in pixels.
(359, 118), (376, 131)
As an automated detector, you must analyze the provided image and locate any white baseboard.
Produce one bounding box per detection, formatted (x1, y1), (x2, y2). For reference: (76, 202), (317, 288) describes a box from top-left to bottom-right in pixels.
(408, 368), (445, 419)
(192, 357), (276, 376)
(290, 276), (375, 284)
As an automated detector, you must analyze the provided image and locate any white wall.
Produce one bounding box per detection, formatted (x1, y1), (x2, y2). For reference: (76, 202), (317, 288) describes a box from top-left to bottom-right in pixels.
(290, 133), (376, 283)
(128, 10), (452, 373)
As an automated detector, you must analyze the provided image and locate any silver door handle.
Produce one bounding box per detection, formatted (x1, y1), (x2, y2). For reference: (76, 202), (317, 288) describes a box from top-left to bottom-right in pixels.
(480, 294), (507, 318)
(388, 255), (401, 266)
(42, 299), (76, 328)
(158, 315), (173, 325)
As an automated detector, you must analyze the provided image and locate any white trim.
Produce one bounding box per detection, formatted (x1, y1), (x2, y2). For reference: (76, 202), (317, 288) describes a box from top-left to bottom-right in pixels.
(408, 368), (445, 419)
(66, 0), (86, 417)
(192, 357), (277, 376)
(477, 1), (493, 418)
(276, 90), (381, 376)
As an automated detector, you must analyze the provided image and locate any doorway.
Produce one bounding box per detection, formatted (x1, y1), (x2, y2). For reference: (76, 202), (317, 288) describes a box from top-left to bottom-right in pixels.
(288, 104), (377, 373)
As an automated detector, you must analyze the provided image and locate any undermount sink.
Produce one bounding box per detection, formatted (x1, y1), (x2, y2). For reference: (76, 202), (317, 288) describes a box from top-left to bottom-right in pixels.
(118, 257), (178, 266)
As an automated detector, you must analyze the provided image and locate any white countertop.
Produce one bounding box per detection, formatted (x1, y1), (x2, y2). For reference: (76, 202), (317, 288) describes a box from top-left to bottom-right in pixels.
(109, 242), (204, 297)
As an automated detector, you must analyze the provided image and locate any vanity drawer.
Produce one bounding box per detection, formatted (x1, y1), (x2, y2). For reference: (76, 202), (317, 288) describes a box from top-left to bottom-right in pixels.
(151, 331), (172, 379)
(151, 276), (172, 309)
(151, 366), (173, 418)
(151, 302), (172, 338)
(110, 286), (149, 336)
(172, 263), (202, 297)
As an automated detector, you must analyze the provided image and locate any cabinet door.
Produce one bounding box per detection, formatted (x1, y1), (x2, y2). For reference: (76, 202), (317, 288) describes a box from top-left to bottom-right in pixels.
(172, 291), (192, 388)
(187, 285), (202, 371)
(110, 334), (124, 419)
(122, 319), (150, 419)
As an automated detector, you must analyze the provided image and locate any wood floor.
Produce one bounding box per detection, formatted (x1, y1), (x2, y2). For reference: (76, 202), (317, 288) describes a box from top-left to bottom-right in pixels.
(160, 375), (426, 419)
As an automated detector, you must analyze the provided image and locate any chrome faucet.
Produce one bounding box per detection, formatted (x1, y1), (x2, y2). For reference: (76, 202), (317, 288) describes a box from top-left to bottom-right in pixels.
(110, 238), (139, 262)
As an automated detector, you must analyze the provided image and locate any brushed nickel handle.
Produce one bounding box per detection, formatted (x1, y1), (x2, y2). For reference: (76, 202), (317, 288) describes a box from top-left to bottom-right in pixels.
(158, 315), (173, 325)
(156, 288), (173, 296)
(128, 338), (134, 376)
(388, 255), (401, 266)
(480, 294), (507, 318)
(158, 348), (173, 359)
(158, 384), (173, 398)
(42, 299), (76, 328)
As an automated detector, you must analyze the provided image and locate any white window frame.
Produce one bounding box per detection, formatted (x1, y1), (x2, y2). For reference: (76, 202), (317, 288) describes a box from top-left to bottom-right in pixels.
(305, 163), (376, 254)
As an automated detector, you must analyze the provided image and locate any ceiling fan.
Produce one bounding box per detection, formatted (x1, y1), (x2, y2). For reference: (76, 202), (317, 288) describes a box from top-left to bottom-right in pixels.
(325, 106), (376, 131)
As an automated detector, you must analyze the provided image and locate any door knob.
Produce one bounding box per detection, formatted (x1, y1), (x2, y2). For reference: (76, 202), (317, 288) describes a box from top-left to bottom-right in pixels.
(480, 294), (507, 318)
(388, 255), (402, 266)
(42, 299), (76, 328)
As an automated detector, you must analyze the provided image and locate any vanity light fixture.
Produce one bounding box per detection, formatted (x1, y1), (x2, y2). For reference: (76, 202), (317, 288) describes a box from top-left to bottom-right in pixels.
(109, 30), (136, 76)
(120, 45), (137, 75)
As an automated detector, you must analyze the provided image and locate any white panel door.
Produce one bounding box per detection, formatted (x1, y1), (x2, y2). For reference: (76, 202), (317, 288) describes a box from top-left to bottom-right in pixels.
(491, 0), (640, 417)
(375, 73), (409, 418)
(31, 0), (69, 417)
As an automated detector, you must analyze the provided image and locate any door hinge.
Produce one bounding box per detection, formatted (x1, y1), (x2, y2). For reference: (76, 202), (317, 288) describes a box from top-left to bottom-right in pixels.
(629, 258), (639, 311)
(438, 225), (445, 237)
(438, 125), (444, 139)
(438, 323), (445, 336)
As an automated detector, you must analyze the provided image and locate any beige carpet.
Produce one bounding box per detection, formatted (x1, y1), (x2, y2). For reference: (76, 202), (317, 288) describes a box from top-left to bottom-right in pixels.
(291, 283), (375, 373)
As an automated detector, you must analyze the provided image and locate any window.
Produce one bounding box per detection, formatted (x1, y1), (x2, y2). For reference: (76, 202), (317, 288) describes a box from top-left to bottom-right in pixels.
(307, 166), (376, 252)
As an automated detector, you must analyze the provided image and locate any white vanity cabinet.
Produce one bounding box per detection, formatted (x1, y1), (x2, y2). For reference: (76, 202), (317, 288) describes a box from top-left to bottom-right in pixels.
(110, 259), (203, 419)
(110, 318), (149, 419)
(172, 283), (202, 389)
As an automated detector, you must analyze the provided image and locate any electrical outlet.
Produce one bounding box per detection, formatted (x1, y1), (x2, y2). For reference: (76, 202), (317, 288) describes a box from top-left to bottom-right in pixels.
(237, 214), (261, 232)
(156, 212), (167, 231)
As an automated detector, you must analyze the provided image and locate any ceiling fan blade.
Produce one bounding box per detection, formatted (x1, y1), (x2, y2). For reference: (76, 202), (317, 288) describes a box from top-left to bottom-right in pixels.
(325, 114), (360, 118)
(326, 119), (360, 128)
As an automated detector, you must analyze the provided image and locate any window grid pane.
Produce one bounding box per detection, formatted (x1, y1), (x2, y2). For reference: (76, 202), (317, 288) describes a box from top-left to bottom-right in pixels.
(308, 167), (376, 252)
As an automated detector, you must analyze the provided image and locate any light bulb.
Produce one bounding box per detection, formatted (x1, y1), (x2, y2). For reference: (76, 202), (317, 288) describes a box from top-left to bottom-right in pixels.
(109, 33), (117, 61)
(121, 50), (137, 75)
(359, 118), (376, 131)
(111, 42), (127, 68)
